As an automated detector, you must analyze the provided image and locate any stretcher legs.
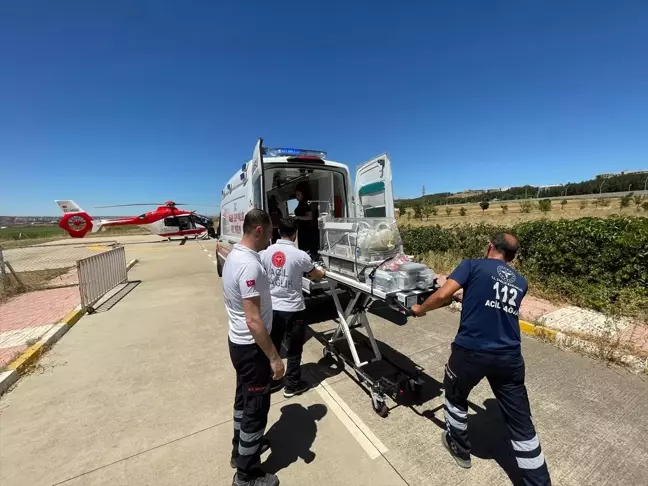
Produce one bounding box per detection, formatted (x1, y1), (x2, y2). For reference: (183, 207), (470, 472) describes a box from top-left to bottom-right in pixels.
(327, 281), (382, 368)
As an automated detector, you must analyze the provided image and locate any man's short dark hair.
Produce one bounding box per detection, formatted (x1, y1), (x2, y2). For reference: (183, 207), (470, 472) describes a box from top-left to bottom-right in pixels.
(491, 233), (519, 262)
(278, 216), (297, 237)
(243, 209), (271, 234)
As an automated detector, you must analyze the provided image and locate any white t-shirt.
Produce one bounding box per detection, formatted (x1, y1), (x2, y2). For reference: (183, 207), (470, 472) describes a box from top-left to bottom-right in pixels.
(222, 244), (273, 345)
(260, 239), (315, 312)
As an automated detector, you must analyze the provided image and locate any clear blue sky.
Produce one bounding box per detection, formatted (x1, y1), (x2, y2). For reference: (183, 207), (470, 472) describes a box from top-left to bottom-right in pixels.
(1, 1), (647, 215)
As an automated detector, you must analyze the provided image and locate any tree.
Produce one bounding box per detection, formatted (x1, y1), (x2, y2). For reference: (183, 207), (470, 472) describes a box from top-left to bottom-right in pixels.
(479, 201), (490, 213)
(501, 204), (509, 214)
(519, 201), (532, 213)
(431, 205), (438, 216)
(642, 201), (648, 212)
(633, 195), (643, 207)
(561, 199), (568, 210)
(459, 207), (467, 216)
(422, 203), (433, 220)
(579, 200), (587, 210)
(538, 199), (552, 214)
(599, 198), (611, 207)
(620, 193), (633, 209)
(445, 206), (453, 216)
(413, 205), (423, 220)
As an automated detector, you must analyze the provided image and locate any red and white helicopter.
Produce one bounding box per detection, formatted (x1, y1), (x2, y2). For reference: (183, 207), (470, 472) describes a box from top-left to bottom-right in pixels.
(55, 200), (219, 239)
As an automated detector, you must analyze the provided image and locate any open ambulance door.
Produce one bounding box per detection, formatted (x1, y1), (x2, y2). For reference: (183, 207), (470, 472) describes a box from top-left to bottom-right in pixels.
(355, 153), (395, 218)
(250, 138), (266, 210)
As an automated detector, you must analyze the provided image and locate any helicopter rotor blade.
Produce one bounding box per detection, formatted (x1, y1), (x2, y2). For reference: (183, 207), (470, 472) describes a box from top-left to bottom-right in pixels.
(94, 203), (220, 208)
(94, 203), (165, 208)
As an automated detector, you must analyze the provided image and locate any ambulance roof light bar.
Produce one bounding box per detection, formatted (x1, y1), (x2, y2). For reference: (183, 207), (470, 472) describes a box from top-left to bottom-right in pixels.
(265, 147), (327, 159)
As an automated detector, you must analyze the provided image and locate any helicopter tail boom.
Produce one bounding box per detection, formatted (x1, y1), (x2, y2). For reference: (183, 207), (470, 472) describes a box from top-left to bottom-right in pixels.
(56, 200), (97, 238)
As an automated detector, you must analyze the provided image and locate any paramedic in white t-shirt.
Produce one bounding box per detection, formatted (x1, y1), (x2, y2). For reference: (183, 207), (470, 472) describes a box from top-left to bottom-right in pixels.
(260, 216), (326, 398)
(222, 209), (283, 486)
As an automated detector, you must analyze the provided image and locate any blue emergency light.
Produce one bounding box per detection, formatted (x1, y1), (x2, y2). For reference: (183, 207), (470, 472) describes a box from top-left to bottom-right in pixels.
(265, 147), (327, 159)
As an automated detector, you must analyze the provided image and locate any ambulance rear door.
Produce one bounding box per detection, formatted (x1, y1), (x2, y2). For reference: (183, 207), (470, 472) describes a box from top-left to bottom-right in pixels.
(249, 138), (266, 210)
(355, 153), (395, 218)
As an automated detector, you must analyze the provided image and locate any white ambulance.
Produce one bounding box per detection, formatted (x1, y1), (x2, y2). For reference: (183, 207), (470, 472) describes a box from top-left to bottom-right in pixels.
(216, 138), (395, 292)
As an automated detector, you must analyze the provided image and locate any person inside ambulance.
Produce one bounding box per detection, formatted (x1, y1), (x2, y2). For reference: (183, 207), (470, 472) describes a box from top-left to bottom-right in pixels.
(293, 181), (320, 257)
(261, 217), (326, 398)
(267, 195), (283, 244)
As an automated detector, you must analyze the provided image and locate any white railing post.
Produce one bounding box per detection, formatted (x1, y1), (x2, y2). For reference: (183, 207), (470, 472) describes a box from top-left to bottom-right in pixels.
(77, 246), (128, 312)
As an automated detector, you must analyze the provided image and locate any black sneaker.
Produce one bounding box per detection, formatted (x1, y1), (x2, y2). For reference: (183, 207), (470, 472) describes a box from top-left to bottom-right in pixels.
(283, 380), (309, 398)
(230, 439), (271, 468)
(232, 472), (279, 486)
(270, 380), (284, 394)
(441, 431), (471, 469)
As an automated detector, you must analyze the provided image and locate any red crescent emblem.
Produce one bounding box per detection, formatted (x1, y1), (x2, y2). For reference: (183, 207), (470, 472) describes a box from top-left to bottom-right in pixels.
(272, 251), (286, 268)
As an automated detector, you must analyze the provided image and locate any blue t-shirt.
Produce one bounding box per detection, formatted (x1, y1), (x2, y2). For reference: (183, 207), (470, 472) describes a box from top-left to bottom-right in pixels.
(448, 258), (528, 353)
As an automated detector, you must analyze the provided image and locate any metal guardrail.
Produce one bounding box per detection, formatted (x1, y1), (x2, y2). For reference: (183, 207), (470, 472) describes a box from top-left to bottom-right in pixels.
(77, 246), (127, 311)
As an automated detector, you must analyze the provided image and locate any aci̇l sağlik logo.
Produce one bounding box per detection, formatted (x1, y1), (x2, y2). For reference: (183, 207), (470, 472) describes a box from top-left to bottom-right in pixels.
(272, 251), (286, 268)
(497, 265), (516, 284)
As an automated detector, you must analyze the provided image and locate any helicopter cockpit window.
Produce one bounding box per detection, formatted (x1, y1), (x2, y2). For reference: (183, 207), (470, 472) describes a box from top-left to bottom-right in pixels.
(164, 216), (179, 227)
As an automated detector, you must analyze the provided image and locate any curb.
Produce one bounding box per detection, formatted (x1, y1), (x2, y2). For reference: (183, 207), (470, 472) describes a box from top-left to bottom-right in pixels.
(519, 319), (648, 374)
(0, 306), (86, 396)
(519, 320), (558, 341)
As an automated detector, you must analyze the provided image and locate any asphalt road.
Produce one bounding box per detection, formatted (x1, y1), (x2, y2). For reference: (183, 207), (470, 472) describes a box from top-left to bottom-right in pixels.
(0, 240), (646, 485)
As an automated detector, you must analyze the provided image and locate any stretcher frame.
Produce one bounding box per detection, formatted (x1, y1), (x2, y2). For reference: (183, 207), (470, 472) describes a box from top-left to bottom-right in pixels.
(305, 269), (435, 417)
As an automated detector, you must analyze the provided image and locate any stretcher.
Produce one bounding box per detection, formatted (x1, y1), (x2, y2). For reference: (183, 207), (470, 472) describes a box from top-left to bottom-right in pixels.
(303, 269), (438, 417)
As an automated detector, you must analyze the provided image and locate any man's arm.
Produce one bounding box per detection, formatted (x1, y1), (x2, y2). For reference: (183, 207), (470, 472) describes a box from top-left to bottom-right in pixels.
(242, 297), (285, 379)
(411, 279), (462, 317)
(307, 266), (326, 280)
(301, 251), (325, 281)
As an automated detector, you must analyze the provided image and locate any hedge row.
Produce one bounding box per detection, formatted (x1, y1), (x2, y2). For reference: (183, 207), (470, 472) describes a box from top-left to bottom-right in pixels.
(399, 217), (648, 314)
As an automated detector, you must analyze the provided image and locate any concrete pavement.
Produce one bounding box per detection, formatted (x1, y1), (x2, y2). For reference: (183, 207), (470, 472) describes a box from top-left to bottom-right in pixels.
(1, 239), (647, 485)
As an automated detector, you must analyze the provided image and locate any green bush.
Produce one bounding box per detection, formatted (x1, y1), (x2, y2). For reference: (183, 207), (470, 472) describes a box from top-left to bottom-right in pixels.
(538, 199), (552, 214)
(519, 201), (532, 213)
(620, 193), (632, 209)
(501, 204), (509, 214)
(479, 201), (490, 212)
(459, 207), (467, 216)
(561, 199), (568, 209)
(445, 207), (453, 216)
(580, 200), (587, 210)
(399, 217), (648, 316)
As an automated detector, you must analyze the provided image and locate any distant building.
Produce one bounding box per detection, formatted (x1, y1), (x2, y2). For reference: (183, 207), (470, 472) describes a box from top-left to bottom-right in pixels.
(597, 170), (648, 178)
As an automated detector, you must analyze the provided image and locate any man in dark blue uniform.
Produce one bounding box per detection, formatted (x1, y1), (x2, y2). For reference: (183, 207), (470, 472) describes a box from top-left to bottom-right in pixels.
(412, 233), (551, 486)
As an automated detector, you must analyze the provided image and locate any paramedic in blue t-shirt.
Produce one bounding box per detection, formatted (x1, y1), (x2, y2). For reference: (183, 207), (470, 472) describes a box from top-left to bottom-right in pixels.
(411, 233), (551, 486)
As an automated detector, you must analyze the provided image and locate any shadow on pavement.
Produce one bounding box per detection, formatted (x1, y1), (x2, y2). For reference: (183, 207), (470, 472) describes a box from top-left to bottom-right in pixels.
(468, 399), (523, 486)
(91, 280), (141, 314)
(263, 403), (327, 474)
(421, 397), (522, 485)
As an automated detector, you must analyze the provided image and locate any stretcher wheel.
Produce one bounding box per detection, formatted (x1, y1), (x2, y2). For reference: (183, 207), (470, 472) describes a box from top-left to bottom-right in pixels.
(372, 400), (389, 418)
(322, 347), (332, 360)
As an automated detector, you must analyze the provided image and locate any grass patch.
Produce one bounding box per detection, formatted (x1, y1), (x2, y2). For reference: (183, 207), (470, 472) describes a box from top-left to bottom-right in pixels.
(0, 267), (72, 302)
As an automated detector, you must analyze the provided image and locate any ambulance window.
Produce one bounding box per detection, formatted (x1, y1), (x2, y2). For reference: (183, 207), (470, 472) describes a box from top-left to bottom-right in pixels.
(359, 182), (387, 217)
(287, 199), (299, 215)
(253, 175), (262, 209)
